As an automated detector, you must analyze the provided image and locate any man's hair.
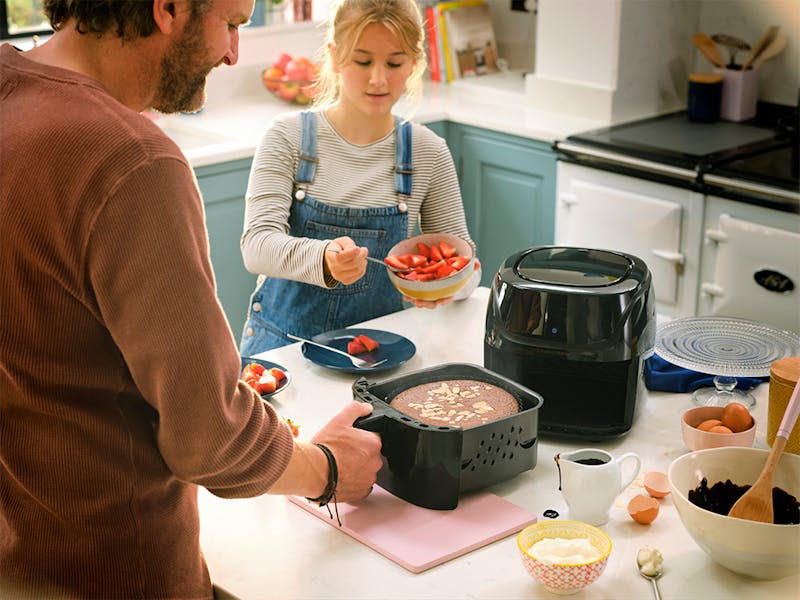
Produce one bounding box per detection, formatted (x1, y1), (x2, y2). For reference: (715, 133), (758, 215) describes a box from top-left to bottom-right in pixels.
(43, 0), (212, 41)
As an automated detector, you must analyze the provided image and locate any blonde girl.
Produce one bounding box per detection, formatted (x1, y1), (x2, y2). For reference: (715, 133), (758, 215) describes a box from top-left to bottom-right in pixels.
(240, 0), (479, 353)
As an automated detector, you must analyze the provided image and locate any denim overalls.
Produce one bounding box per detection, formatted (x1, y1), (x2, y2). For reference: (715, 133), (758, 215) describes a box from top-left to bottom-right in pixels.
(240, 111), (411, 354)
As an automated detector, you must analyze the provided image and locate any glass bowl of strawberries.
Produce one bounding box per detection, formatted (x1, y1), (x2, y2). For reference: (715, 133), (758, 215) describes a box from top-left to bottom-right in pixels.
(261, 52), (319, 106)
(384, 233), (475, 302)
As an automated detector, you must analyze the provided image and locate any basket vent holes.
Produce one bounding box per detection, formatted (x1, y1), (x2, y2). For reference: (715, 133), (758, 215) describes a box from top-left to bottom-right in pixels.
(400, 416), (412, 422)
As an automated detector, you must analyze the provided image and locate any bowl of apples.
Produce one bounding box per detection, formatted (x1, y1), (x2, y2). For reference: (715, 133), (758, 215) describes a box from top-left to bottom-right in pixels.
(262, 52), (319, 106)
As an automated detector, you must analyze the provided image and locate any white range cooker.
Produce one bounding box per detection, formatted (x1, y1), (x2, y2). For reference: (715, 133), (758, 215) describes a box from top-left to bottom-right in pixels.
(554, 106), (799, 334)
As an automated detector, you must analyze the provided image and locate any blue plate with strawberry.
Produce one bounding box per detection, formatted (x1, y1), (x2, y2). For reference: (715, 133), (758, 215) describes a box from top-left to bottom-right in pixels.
(302, 328), (416, 374)
(241, 357), (291, 400)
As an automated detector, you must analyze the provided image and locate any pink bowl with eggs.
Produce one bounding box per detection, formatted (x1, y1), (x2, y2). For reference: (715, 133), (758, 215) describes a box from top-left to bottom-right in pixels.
(681, 406), (756, 451)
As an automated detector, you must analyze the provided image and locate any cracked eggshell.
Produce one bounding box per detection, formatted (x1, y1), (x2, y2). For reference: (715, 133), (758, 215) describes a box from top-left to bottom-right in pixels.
(628, 494), (660, 524)
(643, 471), (671, 498)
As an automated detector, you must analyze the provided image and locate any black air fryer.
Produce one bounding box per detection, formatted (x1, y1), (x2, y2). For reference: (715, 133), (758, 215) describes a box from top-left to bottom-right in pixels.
(484, 246), (655, 439)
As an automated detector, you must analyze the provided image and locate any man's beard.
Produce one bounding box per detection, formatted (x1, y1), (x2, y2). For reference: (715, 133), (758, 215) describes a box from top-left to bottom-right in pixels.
(153, 17), (215, 114)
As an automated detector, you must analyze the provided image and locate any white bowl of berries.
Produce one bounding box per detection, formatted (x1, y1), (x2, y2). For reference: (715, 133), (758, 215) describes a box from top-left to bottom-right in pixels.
(384, 233), (475, 302)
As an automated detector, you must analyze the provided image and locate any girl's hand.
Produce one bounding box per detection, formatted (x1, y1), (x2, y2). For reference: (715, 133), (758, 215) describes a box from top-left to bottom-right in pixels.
(402, 295), (454, 309)
(324, 237), (367, 284)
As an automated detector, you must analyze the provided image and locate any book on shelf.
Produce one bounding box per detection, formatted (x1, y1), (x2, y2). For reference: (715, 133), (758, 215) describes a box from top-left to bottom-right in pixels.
(422, 0), (485, 83)
(424, 5), (441, 82)
(442, 2), (498, 79)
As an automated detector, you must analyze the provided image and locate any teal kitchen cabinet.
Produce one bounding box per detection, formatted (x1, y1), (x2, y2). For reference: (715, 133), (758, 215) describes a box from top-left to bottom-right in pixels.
(447, 124), (557, 287)
(195, 157), (256, 338)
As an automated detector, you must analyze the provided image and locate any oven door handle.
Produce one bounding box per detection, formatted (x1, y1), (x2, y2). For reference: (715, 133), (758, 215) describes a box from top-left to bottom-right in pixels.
(651, 249), (685, 265)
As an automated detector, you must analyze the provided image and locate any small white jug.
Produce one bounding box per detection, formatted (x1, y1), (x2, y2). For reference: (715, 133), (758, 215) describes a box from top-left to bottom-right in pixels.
(555, 448), (641, 526)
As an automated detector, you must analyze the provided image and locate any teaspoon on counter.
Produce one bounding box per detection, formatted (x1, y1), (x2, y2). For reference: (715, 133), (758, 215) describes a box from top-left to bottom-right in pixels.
(636, 546), (664, 600)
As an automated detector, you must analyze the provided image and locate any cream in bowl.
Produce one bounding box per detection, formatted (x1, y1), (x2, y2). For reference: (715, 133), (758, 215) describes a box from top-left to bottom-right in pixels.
(517, 520), (612, 595)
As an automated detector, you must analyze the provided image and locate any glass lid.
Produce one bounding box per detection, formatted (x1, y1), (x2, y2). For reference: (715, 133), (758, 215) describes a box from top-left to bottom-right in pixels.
(515, 247), (633, 287)
(656, 316), (800, 377)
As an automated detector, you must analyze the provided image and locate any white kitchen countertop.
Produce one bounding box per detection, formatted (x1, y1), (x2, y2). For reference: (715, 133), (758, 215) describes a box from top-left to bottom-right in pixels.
(198, 287), (797, 600)
(155, 69), (606, 168)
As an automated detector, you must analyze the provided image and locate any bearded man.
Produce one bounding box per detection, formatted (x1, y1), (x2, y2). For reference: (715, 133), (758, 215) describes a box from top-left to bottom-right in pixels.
(0, 2), (382, 597)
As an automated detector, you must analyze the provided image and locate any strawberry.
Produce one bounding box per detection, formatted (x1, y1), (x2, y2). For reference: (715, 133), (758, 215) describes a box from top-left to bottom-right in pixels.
(429, 243), (443, 262)
(448, 255), (470, 271)
(438, 241), (456, 259)
(286, 418), (300, 438)
(257, 373), (277, 394)
(435, 263), (457, 279)
(416, 242), (431, 259)
(357, 334), (379, 352)
(416, 272), (436, 281)
(269, 367), (286, 382)
(419, 259), (445, 274)
(347, 339), (367, 355)
(242, 362), (266, 379)
(384, 255), (407, 270)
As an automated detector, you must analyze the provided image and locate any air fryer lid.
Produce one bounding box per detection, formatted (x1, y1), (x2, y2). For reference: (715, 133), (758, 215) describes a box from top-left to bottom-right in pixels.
(515, 247), (633, 288)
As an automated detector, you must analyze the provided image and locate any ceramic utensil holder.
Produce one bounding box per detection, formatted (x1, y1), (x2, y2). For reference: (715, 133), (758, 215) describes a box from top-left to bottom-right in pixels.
(687, 73), (723, 122)
(714, 67), (759, 122)
(768, 356), (800, 455)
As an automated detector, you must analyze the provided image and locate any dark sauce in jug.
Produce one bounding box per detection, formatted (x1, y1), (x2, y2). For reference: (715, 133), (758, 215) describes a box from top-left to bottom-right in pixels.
(688, 478), (800, 525)
(554, 453), (609, 490)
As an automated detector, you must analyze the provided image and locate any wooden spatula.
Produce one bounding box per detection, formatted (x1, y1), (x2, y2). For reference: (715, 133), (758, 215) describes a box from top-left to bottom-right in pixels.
(692, 33), (726, 69)
(728, 379), (800, 523)
(741, 25), (780, 71)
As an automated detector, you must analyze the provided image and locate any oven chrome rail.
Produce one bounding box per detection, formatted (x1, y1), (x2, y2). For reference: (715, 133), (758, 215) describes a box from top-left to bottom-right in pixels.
(555, 141), (699, 182)
(556, 141), (799, 210)
(703, 173), (800, 205)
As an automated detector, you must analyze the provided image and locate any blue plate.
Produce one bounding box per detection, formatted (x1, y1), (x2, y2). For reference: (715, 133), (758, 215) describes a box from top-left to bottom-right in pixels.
(240, 356), (291, 399)
(301, 328), (416, 374)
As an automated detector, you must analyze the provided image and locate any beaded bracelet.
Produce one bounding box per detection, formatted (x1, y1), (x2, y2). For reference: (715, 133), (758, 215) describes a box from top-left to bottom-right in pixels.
(306, 443), (341, 526)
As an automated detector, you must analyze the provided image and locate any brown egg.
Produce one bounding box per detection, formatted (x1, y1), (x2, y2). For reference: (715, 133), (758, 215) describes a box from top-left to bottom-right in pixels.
(643, 471), (671, 498)
(721, 402), (754, 433)
(696, 418), (722, 431)
(628, 494), (660, 524)
(709, 425), (734, 434)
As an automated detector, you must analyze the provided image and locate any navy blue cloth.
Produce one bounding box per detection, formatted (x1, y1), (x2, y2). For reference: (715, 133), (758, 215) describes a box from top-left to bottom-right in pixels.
(644, 354), (768, 393)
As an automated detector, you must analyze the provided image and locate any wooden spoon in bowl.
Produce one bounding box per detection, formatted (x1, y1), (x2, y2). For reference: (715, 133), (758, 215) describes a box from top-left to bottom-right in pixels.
(728, 379), (800, 523)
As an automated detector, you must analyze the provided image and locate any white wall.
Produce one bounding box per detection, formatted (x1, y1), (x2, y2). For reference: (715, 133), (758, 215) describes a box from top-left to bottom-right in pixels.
(485, 0), (537, 71)
(526, 0), (799, 123)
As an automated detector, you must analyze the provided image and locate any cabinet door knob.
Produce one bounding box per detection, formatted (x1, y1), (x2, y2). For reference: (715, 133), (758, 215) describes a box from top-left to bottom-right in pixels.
(701, 282), (725, 297)
(705, 228), (728, 243)
(559, 193), (577, 207)
(651, 249), (685, 265)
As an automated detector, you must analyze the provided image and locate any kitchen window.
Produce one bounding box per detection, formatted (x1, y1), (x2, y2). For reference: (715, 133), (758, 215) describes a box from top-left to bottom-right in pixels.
(1, 0), (50, 40)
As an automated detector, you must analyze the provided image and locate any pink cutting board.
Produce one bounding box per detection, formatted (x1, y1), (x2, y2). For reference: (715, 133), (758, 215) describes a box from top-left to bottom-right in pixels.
(287, 486), (537, 573)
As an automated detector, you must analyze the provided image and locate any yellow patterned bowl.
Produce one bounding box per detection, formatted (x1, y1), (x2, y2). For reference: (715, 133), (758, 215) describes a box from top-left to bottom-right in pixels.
(386, 233), (475, 302)
(517, 520), (612, 595)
